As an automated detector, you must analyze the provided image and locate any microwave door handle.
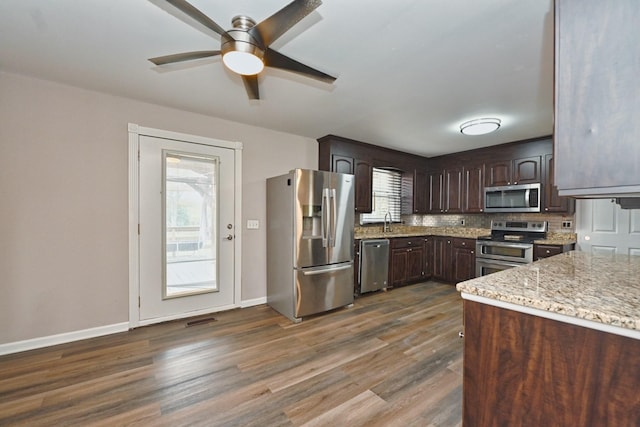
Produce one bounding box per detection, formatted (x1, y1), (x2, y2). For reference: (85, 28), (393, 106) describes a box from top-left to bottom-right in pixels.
(525, 188), (530, 205)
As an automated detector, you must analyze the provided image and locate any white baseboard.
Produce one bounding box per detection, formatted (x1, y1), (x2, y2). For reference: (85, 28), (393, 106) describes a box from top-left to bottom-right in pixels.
(241, 296), (267, 308)
(1, 300), (267, 356)
(0, 322), (129, 356)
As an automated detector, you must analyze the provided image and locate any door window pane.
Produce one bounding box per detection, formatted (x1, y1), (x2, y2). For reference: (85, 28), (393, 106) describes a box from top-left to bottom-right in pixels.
(163, 152), (218, 298)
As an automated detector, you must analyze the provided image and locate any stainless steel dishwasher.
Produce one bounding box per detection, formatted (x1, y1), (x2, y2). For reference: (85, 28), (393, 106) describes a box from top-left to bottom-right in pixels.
(359, 239), (390, 294)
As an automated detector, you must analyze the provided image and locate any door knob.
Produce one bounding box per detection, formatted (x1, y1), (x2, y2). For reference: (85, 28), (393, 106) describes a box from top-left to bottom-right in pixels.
(226, 234), (234, 240)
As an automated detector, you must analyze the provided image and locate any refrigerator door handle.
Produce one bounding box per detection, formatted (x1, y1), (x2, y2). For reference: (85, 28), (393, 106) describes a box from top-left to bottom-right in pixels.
(301, 264), (352, 276)
(330, 188), (337, 247)
(321, 188), (330, 247)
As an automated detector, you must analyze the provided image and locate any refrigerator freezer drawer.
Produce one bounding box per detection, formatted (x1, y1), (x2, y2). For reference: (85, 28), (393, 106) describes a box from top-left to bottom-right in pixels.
(295, 262), (354, 318)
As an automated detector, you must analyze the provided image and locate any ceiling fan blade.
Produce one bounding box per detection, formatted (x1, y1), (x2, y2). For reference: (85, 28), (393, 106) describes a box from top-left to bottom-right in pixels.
(149, 50), (221, 66)
(249, 0), (322, 47)
(164, 0), (226, 36)
(242, 75), (260, 100)
(264, 48), (336, 83)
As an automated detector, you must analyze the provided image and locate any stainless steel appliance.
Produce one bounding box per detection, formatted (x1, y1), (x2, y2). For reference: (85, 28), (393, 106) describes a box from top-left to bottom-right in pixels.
(267, 169), (355, 322)
(359, 239), (389, 294)
(484, 183), (542, 213)
(475, 220), (547, 277)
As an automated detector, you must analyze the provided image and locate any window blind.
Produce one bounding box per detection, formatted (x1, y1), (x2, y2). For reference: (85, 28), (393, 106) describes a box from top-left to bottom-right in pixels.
(360, 168), (402, 224)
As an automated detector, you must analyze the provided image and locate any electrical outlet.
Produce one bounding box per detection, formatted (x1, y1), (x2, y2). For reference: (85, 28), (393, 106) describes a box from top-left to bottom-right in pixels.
(460, 219), (465, 226)
(561, 220), (573, 229)
(247, 219), (259, 229)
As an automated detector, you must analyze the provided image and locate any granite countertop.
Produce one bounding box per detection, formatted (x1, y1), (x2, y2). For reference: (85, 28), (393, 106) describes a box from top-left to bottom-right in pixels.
(457, 251), (640, 338)
(355, 226), (576, 245)
(355, 226), (491, 240)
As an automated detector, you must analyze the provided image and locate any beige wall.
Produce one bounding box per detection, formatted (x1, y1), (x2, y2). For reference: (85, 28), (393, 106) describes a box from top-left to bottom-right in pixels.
(0, 71), (317, 345)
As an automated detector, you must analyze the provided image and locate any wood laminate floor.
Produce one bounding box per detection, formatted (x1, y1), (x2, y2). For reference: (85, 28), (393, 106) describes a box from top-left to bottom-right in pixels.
(0, 281), (464, 426)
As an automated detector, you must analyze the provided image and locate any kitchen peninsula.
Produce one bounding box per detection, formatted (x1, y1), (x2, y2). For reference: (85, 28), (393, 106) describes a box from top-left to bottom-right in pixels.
(457, 251), (640, 426)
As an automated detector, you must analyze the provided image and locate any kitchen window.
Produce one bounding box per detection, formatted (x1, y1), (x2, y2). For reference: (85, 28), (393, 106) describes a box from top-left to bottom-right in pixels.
(360, 168), (402, 224)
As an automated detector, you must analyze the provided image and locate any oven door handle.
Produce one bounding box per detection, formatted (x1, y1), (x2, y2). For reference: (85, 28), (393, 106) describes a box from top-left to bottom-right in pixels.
(476, 259), (529, 269)
(477, 241), (533, 249)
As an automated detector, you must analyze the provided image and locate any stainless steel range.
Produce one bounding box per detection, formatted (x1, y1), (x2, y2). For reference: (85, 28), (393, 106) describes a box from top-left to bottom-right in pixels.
(475, 220), (547, 277)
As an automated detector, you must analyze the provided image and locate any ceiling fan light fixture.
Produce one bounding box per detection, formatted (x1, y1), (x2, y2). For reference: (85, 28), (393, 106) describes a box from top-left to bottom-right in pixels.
(222, 49), (264, 75)
(460, 118), (502, 135)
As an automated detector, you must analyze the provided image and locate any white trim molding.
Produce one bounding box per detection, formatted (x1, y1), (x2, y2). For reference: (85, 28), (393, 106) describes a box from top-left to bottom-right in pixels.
(241, 297), (267, 308)
(127, 123), (243, 329)
(0, 323), (129, 356)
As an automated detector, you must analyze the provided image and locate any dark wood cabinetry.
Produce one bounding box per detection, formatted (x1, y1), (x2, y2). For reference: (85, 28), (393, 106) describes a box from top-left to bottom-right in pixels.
(463, 300), (640, 426)
(353, 159), (373, 213)
(427, 170), (444, 213)
(423, 237), (433, 279)
(543, 154), (575, 213)
(389, 237), (425, 287)
(411, 169), (429, 214)
(464, 164), (484, 213)
(432, 237), (452, 281)
(554, 0), (640, 197)
(426, 167), (462, 213)
(325, 153), (373, 213)
(534, 243), (575, 261)
(452, 238), (475, 282)
(485, 156), (541, 187)
(445, 166), (463, 213)
(319, 135), (428, 214)
(321, 135), (575, 215)
(432, 237), (475, 283)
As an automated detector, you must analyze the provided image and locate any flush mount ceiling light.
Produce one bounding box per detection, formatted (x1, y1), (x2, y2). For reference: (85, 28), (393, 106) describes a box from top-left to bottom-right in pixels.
(460, 118), (502, 136)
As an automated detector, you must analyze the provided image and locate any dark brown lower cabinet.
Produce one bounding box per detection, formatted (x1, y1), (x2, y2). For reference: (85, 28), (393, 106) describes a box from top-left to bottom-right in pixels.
(389, 237), (424, 287)
(432, 236), (452, 281)
(423, 237), (433, 279)
(432, 237), (475, 283)
(463, 301), (640, 426)
(534, 243), (575, 261)
(452, 238), (475, 282)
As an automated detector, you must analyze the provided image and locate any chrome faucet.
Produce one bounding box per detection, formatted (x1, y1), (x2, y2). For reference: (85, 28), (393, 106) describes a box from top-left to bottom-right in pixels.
(383, 211), (392, 233)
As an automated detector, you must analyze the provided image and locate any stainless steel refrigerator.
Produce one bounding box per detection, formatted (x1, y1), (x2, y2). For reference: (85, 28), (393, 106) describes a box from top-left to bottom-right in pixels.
(267, 169), (355, 322)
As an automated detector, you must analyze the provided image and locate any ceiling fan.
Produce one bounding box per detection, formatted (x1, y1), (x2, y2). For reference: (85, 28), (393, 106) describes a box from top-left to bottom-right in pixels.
(149, 0), (337, 100)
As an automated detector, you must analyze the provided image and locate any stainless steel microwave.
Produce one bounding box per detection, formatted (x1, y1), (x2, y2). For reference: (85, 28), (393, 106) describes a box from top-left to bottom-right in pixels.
(483, 183), (541, 213)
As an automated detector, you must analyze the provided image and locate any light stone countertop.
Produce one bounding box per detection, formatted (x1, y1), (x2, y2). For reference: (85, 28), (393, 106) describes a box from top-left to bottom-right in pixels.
(456, 251), (640, 338)
(355, 226), (576, 245)
(355, 226), (491, 240)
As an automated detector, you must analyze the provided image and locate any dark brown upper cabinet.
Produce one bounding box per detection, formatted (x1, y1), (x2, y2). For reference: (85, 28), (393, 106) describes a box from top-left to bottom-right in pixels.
(319, 135), (427, 214)
(328, 154), (372, 212)
(543, 154), (575, 214)
(485, 156), (541, 187)
(464, 164), (484, 213)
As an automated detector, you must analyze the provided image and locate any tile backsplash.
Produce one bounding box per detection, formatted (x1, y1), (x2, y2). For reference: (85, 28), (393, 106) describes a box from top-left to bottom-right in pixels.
(401, 213), (575, 233)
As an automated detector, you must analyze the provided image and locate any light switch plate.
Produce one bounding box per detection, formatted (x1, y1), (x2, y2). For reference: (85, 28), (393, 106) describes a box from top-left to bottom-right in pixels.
(247, 219), (259, 229)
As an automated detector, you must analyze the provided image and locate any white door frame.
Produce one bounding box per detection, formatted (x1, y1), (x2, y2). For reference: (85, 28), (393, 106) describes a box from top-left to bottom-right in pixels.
(127, 123), (243, 328)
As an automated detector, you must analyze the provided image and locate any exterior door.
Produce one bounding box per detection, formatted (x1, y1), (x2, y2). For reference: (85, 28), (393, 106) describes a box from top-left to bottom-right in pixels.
(138, 135), (236, 322)
(576, 199), (640, 255)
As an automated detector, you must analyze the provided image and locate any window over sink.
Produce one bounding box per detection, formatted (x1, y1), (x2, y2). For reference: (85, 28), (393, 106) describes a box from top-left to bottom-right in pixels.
(360, 168), (402, 224)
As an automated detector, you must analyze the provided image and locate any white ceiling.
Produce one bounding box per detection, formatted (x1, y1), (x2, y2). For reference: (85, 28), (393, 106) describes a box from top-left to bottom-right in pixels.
(0, 0), (554, 157)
